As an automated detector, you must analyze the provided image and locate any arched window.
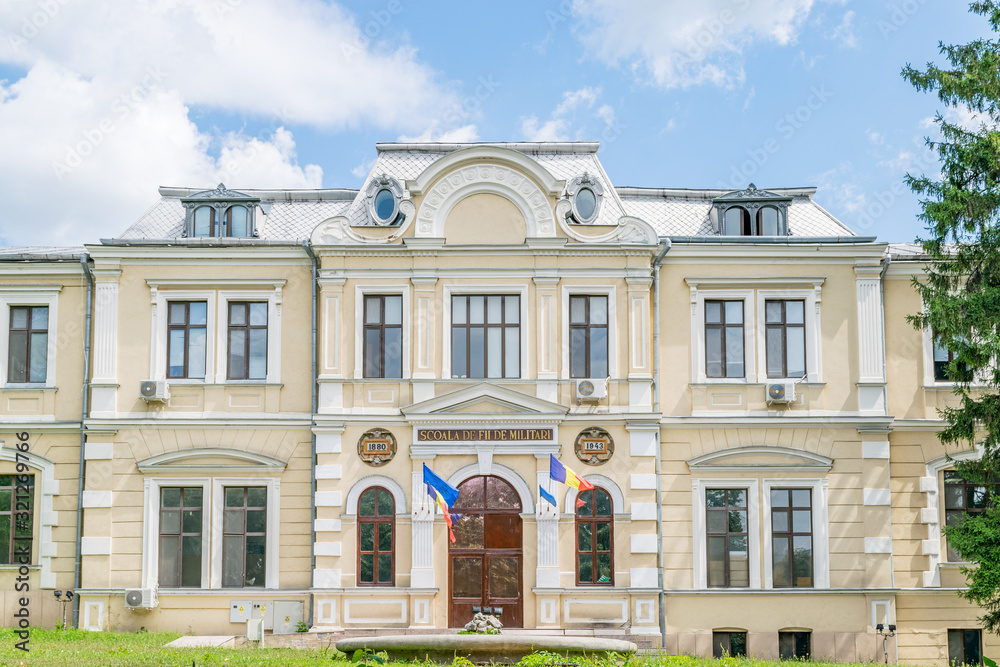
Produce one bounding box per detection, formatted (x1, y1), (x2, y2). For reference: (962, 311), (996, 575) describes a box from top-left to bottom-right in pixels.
(576, 486), (613, 585)
(757, 206), (780, 235)
(358, 486), (394, 586)
(227, 206), (249, 237)
(723, 207), (752, 235)
(193, 206), (214, 237)
(191, 205), (252, 238)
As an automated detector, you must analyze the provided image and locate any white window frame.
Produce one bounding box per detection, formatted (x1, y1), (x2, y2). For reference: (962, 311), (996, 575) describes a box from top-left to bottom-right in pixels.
(761, 478), (830, 589)
(691, 478), (761, 589)
(354, 285), (411, 380)
(442, 284), (528, 380)
(755, 289), (822, 383)
(690, 289), (755, 384)
(0, 287), (61, 388)
(151, 289), (217, 383)
(215, 290), (282, 384)
(141, 476), (280, 590)
(561, 286), (617, 380)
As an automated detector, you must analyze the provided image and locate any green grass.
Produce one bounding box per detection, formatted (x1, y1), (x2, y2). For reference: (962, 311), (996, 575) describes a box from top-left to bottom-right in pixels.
(0, 629), (886, 667)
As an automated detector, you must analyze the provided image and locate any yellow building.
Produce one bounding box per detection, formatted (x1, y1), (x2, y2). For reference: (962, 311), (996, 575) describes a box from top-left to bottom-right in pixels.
(0, 142), (990, 664)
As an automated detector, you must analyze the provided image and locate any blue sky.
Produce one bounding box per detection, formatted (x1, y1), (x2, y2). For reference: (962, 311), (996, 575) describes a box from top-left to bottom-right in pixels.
(0, 0), (990, 245)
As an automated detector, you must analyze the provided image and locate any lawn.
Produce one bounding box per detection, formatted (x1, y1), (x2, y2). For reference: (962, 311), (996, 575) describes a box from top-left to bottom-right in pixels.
(0, 629), (887, 667)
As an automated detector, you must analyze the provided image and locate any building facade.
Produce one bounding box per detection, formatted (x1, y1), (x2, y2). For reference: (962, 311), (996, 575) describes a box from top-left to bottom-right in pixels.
(0, 142), (991, 664)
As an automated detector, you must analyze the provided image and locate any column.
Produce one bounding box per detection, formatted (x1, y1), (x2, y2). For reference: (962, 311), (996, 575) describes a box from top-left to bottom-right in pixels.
(855, 263), (886, 415)
(89, 267), (121, 418)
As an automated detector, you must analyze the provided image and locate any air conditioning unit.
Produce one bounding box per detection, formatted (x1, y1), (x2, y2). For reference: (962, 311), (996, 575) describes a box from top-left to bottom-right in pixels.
(124, 588), (157, 609)
(140, 380), (169, 402)
(765, 382), (796, 404)
(575, 378), (608, 401)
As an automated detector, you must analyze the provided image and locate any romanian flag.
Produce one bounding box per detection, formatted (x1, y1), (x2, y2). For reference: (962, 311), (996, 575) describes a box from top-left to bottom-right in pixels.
(550, 454), (594, 492)
(427, 483), (461, 543)
(423, 464), (461, 542)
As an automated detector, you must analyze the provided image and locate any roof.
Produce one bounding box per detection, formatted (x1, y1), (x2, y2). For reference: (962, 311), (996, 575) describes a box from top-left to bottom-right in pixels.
(109, 142), (860, 242)
(0, 247), (86, 261)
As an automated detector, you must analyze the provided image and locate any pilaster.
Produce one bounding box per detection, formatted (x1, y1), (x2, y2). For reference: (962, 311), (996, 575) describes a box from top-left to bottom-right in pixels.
(90, 267), (121, 418)
(855, 263), (886, 415)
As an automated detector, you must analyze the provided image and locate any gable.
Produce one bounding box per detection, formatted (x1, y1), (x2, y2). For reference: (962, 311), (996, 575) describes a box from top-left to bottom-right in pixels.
(687, 446), (833, 473)
(136, 447), (287, 474)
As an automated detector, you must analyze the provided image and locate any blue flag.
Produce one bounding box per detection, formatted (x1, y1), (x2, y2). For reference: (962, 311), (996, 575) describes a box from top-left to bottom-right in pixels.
(539, 485), (557, 507)
(423, 463), (459, 507)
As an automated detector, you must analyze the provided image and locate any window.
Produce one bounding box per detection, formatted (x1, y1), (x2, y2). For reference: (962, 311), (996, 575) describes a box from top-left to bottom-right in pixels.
(569, 295), (608, 379)
(167, 302), (207, 379)
(158, 487), (203, 587)
(723, 207), (753, 236)
(944, 471), (998, 561)
(222, 486), (266, 588)
(948, 629), (982, 666)
(8, 306), (47, 383)
(713, 631), (747, 658)
(227, 302), (267, 380)
(566, 173), (604, 224)
(192, 205), (252, 238)
(771, 488), (813, 588)
(358, 487), (394, 586)
(934, 338), (955, 381)
(576, 487), (613, 585)
(451, 295), (520, 379)
(779, 631), (811, 660)
(364, 296), (402, 379)
(0, 474), (33, 564)
(705, 301), (744, 378)
(765, 300), (806, 378)
(707, 488), (749, 587)
(712, 186), (790, 236)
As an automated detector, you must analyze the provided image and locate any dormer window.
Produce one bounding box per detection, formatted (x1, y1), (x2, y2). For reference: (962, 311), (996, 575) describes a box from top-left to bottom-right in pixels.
(565, 173), (604, 224)
(712, 184), (791, 237)
(181, 184), (260, 239)
(365, 174), (405, 226)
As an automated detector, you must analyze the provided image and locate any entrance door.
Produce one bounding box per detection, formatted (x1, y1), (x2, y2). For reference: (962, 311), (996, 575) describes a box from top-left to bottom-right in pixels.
(448, 475), (523, 628)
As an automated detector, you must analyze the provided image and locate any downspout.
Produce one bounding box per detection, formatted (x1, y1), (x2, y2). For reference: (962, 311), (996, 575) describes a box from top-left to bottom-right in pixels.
(651, 240), (671, 650)
(302, 241), (319, 629)
(73, 253), (94, 628)
(879, 253), (898, 662)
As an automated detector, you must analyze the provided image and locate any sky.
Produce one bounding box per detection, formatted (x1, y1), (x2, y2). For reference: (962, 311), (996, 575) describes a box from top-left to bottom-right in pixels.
(0, 0), (991, 246)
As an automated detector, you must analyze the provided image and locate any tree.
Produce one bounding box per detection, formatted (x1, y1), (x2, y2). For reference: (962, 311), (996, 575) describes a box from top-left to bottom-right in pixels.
(904, 1), (1000, 633)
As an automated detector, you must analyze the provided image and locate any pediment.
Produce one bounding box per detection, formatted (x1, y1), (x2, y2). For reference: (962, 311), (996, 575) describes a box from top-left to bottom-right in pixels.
(687, 446), (832, 473)
(137, 447), (287, 474)
(401, 383), (568, 417)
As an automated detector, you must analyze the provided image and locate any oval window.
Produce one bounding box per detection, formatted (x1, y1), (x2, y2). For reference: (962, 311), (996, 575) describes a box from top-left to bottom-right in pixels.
(374, 188), (396, 223)
(575, 187), (597, 221)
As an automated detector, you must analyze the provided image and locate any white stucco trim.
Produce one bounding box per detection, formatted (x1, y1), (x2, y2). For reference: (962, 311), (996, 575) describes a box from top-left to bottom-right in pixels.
(686, 287), (755, 384)
(0, 287), (62, 388)
(344, 474), (408, 515)
(754, 288), (823, 383)
(0, 447), (57, 588)
(213, 289), (283, 384)
(446, 462), (534, 514)
(921, 448), (982, 587)
(353, 285), (411, 380)
(441, 285), (529, 380)
(563, 474), (626, 514)
(691, 478), (762, 590)
(210, 477), (280, 589)
(141, 477), (212, 591)
(560, 285), (618, 380)
(761, 478), (830, 589)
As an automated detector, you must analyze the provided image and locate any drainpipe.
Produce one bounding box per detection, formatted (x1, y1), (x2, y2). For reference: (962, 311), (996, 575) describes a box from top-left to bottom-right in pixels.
(651, 240), (671, 650)
(302, 241), (319, 629)
(73, 253), (94, 628)
(878, 253), (898, 661)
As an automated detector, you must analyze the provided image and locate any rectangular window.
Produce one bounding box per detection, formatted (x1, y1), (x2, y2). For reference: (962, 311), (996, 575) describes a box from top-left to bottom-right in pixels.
(569, 295), (608, 379)
(765, 300), (806, 378)
(706, 488), (749, 587)
(158, 487), (203, 587)
(0, 474), (33, 564)
(227, 302), (267, 380)
(713, 631), (747, 658)
(944, 471), (998, 561)
(778, 631), (811, 660)
(222, 486), (266, 588)
(8, 306), (48, 383)
(705, 300), (744, 378)
(771, 488), (813, 588)
(451, 295), (519, 379)
(949, 629), (982, 666)
(167, 301), (207, 379)
(363, 295), (402, 379)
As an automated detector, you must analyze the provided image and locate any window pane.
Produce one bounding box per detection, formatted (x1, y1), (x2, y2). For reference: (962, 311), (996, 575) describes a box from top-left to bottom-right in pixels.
(452, 297), (466, 325)
(359, 523), (375, 551)
(707, 536), (725, 587)
(724, 301), (742, 324)
(364, 329), (381, 378)
(185, 487), (202, 507)
(706, 489), (726, 508)
(159, 535), (179, 585)
(182, 509), (201, 533)
(247, 487), (266, 506)
(246, 510), (266, 534)
(378, 553), (393, 583)
(31, 307), (48, 329)
(162, 488), (181, 507)
(181, 536), (202, 587)
(578, 523), (592, 552)
(359, 490), (376, 517)
(383, 328), (402, 379)
(8, 330), (26, 382)
(590, 328), (608, 378)
(705, 301), (722, 324)
(760, 206), (779, 235)
(487, 328), (502, 378)
(792, 489), (811, 508)
(724, 208), (742, 235)
(489, 557), (519, 598)
(469, 328), (484, 378)
(505, 296), (519, 324)
(570, 329), (588, 378)
(773, 538), (790, 587)
(230, 303), (246, 326)
(934, 340), (950, 362)
(793, 535), (813, 586)
(189, 302), (207, 326)
(452, 515), (484, 549)
(578, 554), (593, 583)
(244, 536), (266, 586)
(248, 329), (267, 379)
(161, 509), (180, 534)
(225, 487), (243, 507)
(591, 297), (608, 325)
(570, 296), (587, 324)
(168, 329), (186, 378)
(965, 630), (982, 666)
(359, 554), (374, 583)
(785, 300), (804, 324)
(729, 509), (747, 533)
(729, 489), (746, 507)
(194, 207), (211, 237)
(729, 536), (749, 586)
(365, 297), (381, 325)
(28, 332), (47, 382)
(377, 489), (393, 516)
(505, 327), (520, 378)
(229, 206), (248, 237)
(249, 302), (267, 326)
(792, 509), (811, 532)
(772, 510), (789, 533)
(378, 521), (392, 549)
(596, 553), (611, 583)
(725, 326), (743, 377)
(707, 509), (727, 533)
(384, 296), (402, 326)
(706, 328), (723, 378)
(188, 327), (206, 378)
(595, 490), (612, 516)
(765, 301), (783, 324)
(766, 327), (784, 377)
(223, 509), (242, 533)
(487, 296), (502, 323)
(452, 328), (467, 378)
(169, 302), (187, 325)
(222, 535), (243, 587)
(229, 329), (246, 379)
(595, 522), (611, 550)
(771, 489), (789, 507)
(786, 327), (806, 378)
(469, 296), (484, 324)
(453, 557), (482, 598)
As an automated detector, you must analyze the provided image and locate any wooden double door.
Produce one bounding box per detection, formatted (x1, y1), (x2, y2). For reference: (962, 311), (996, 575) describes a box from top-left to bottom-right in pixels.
(448, 475), (523, 628)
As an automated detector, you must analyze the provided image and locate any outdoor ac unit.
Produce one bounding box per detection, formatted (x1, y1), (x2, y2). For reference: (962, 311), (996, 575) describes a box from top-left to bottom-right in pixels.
(765, 382), (796, 404)
(124, 588), (157, 609)
(575, 378), (608, 401)
(140, 380), (169, 402)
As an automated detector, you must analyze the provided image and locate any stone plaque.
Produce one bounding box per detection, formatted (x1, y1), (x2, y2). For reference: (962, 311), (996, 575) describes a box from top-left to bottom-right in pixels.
(358, 428), (396, 466)
(575, 427), (614, 465)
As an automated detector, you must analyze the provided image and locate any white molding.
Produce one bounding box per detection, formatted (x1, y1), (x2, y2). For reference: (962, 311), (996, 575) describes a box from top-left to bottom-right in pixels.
(691, 478), (761, 589)
(353, 285), (411, 380)
(83, 600), (104, 631)
(761, 478), (830, 589)
(149, 288), (217, 382)
(408, 145), (562, 197)
(0, 289), (61, 388)
(862, 441), (890, 459)
(344, 598), (407, 624)
(82, 490), (112, 508)
(344, 475), (408, 514)
(687, 287), (756, 384)
(142, 477), (211, 590)
(754, 287), (822, 383)
(214, 289), (283, 384)
(446, 462), (534, 514)
(563, 597), (627, 624)
(0, 447), (57, 586)
(92, 280), (119, 383)
(563, 474), (625, 513)
(921, 448), (982, 587)
(441, 285), (529, 380)
(560, 285), (618, 380)
(687, 446), (833, 473)
(136, 447), (287, 474)
(855, 270), (886, 383)
(81, 537), (112, 555)
(209, 477), (280, 589)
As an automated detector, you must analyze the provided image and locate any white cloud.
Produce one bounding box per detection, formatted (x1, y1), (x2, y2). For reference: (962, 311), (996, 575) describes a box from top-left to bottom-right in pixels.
(0, 0), (467, 244)
(571, 0), (837, 89)
(827, 10), (857, 48)
(521, 86), (605, 142)
(814, 163), (867, 213)
(521, 116), (571, 142)
(397, 124), (480, 143)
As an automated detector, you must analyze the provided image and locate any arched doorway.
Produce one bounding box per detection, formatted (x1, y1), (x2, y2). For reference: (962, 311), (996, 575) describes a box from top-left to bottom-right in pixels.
(448, 475), (523, 628)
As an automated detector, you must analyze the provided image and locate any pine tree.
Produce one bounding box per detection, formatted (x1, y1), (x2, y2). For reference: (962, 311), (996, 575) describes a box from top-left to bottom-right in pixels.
(904, 1), (1000, 633)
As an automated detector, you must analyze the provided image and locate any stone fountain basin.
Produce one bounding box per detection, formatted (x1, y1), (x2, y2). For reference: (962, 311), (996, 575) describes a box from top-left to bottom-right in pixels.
(336, 634), (637, 663)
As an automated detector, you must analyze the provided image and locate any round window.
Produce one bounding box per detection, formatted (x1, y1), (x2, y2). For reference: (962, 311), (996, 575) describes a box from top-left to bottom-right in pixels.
(575, 187), (597, 221)
(374, 188), (396, 223)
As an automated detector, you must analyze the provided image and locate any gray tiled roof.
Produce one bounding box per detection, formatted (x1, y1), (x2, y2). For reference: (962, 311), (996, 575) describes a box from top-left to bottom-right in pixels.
(0, 246), (85, 260)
